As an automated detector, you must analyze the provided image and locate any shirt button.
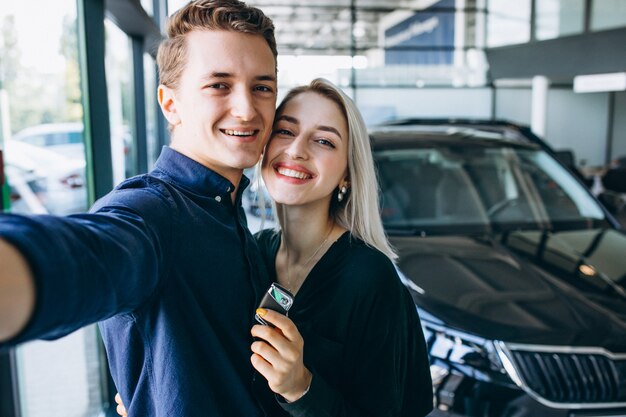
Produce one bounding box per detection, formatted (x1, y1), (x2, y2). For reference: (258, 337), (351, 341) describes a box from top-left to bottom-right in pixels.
(226, 186), (232, 192)
(215, 196), (222, 202)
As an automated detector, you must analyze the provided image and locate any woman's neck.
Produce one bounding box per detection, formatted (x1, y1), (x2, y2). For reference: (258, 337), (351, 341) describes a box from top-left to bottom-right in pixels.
(279, 202), (334, 262)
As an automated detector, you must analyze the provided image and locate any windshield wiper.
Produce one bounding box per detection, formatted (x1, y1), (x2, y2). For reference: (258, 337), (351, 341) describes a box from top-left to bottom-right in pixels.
(384, 226), (425, 236)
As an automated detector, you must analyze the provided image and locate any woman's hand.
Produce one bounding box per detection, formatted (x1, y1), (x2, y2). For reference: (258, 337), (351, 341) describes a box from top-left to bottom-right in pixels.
(114, 392), (127, 416)
(251, 308), (313, 402)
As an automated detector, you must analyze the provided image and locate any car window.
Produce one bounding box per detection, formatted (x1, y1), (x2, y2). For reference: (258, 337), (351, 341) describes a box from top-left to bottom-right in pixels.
(375, 145), (606, 233)
(46, 131), (83, 146)
(21, 134), (46, 147)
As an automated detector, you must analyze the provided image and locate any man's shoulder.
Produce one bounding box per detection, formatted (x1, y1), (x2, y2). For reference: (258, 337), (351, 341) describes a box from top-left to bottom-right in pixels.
(90, 174), (178, 215)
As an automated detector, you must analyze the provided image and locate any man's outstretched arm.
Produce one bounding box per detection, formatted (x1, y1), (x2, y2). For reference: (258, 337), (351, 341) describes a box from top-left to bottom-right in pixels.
(0, 238), (35, 342)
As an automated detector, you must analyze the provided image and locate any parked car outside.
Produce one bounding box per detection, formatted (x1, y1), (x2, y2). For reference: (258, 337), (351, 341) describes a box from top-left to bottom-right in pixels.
(11, 122), (85, 160)
(11, 122), (134, 180)
(371, 120), (626, 417)
(4, 139), (87, 215)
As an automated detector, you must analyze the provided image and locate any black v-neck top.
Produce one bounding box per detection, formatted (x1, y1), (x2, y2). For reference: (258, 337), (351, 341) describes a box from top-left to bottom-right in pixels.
(253, 229), (433, 417)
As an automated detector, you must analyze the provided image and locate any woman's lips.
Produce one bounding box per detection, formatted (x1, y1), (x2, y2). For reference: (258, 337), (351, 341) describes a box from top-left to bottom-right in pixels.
(273, 163), (314, 181)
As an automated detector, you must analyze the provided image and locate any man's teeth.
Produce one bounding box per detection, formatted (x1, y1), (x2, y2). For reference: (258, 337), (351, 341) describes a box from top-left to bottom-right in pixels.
(224, 129), (255, 136)
(277, 167), (311, 180)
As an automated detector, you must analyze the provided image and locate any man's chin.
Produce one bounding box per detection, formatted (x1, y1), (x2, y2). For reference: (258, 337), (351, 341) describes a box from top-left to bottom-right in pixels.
(229, 150), (264, 170)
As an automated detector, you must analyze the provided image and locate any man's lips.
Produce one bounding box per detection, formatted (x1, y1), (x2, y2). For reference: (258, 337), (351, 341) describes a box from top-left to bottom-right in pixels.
(273, 163), (314, 180)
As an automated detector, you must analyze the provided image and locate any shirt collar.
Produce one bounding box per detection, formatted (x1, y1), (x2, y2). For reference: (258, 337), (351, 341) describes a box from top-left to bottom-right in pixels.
(152, 146), (249, 198)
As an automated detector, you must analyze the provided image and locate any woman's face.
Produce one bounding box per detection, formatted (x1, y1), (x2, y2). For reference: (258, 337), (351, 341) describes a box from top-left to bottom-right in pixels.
(262, 91), (349, 209)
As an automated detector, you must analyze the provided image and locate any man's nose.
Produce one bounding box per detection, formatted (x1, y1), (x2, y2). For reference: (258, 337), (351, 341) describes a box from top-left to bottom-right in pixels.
(230, 89), (256, 121)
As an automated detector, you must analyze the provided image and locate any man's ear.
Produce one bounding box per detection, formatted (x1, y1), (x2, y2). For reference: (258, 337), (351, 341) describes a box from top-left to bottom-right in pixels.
(158, 85), (181, 126)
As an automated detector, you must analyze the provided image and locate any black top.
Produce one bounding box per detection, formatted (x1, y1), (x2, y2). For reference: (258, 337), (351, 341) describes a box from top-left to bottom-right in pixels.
(0, 147), (268, 417)
(254, 229), (433, 417)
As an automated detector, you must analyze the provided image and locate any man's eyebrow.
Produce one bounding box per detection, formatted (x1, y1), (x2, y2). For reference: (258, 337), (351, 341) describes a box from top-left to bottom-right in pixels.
(202, 72), (276, 82)
(256, 74), (277, 82)
(203, 72), (232, 79)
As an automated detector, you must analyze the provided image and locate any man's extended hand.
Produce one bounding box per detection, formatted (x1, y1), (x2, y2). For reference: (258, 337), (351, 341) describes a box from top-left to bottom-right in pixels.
(0, 238), (35, 342)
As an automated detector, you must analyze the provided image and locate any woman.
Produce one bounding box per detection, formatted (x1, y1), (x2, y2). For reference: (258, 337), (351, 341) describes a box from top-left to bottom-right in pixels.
(249, 78), (431, 416)
(116, 79), (432, 416)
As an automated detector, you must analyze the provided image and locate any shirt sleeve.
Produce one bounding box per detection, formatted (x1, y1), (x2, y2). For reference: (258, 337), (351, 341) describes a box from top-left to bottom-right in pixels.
(279, 249), (433, 417)
(0, 177), (176, 347)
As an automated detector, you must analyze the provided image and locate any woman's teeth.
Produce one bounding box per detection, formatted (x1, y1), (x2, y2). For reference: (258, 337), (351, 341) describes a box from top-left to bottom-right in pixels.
(277, 167), (311, 180)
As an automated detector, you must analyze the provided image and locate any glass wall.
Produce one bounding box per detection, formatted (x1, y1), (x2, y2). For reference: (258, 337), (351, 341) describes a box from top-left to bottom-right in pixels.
(0, 1), (106, 416)
(591, 0), (626, 31)
(535, 0), (585, 40)
(144, 54), (159, 167)
(104, 20), (136, 184)
(0, 2), (88, 216)
(486, 0), (531, 47)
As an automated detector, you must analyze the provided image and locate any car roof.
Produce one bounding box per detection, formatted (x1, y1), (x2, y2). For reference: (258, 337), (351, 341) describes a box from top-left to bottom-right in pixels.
(369, 119), (544, 150)
(12, 122), (84, 138)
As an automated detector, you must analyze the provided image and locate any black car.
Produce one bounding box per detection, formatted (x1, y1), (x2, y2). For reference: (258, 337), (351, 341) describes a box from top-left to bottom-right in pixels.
(372, 120), (626, 417)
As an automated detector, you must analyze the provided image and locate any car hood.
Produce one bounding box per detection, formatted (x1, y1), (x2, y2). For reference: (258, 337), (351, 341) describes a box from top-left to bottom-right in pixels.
(391, 228), (626, 352)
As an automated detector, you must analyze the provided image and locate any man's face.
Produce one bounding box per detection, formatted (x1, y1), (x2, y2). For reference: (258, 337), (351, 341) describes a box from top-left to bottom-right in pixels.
(159, 30), (277, 184)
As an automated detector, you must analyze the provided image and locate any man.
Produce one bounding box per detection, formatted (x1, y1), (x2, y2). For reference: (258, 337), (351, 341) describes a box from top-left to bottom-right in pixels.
(0, 1), (279, 415)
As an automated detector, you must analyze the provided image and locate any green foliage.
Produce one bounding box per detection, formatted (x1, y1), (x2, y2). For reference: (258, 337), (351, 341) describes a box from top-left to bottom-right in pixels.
(0, 13), (82, 135)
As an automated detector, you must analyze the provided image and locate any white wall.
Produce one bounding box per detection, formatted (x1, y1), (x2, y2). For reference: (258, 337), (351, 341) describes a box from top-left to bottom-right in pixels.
(493, 86), (613, 167)
(494, 88), (532, 125)
(545, 89), (609, 167)
(611, 91), (626, 160)
(354, 87), (493, 125)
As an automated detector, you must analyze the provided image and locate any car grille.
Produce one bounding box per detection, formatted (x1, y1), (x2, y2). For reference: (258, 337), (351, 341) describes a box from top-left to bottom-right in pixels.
(510, 350), (626, 405)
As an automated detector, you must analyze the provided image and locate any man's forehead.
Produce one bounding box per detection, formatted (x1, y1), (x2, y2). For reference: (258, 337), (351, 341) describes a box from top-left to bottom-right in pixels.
(185, 30), (276, 76)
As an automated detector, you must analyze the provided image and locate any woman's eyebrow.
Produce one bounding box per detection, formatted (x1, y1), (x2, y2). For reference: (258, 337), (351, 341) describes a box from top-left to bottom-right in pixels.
(277, 114), (342, 139)
(317, 125), (342, 140)
(277, 115), (299, 125)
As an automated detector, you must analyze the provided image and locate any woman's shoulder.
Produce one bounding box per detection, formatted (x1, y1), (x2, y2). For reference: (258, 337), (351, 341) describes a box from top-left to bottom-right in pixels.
(337, 234), (400, 291)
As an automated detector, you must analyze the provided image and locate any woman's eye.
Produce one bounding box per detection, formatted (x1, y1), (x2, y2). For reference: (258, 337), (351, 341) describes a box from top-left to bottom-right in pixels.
(273, 129), (293, 136)
(316, 139), (335, 148)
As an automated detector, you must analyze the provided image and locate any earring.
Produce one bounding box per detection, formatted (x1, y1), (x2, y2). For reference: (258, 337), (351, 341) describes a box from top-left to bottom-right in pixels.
(337, 185), (348, 202)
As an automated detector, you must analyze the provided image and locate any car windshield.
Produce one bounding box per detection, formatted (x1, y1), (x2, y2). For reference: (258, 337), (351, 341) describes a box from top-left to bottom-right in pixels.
(375, 143), (608, 235)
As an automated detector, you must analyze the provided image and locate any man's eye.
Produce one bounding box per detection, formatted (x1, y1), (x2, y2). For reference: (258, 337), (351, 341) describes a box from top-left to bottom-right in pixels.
(206, 83), (227, 89)
(255, 85), (274, 93)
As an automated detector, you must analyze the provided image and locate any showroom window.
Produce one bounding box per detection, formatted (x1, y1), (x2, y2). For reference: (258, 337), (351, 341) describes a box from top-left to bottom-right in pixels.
(105, 19), (137, 185)
(0, 1), (106, 416)
(144, 53), (159, 167)
(486, 0), (531, 47)
(591, 0), (626, 31)
(535, 0), (585, 40)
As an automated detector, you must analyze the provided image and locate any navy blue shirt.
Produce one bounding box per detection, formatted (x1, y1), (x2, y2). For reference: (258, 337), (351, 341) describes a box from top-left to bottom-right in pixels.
(0, 147), (269, 417)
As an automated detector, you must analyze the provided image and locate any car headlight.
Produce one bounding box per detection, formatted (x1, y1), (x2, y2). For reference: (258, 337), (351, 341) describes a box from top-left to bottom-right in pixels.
(419, 313), (514, 386)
